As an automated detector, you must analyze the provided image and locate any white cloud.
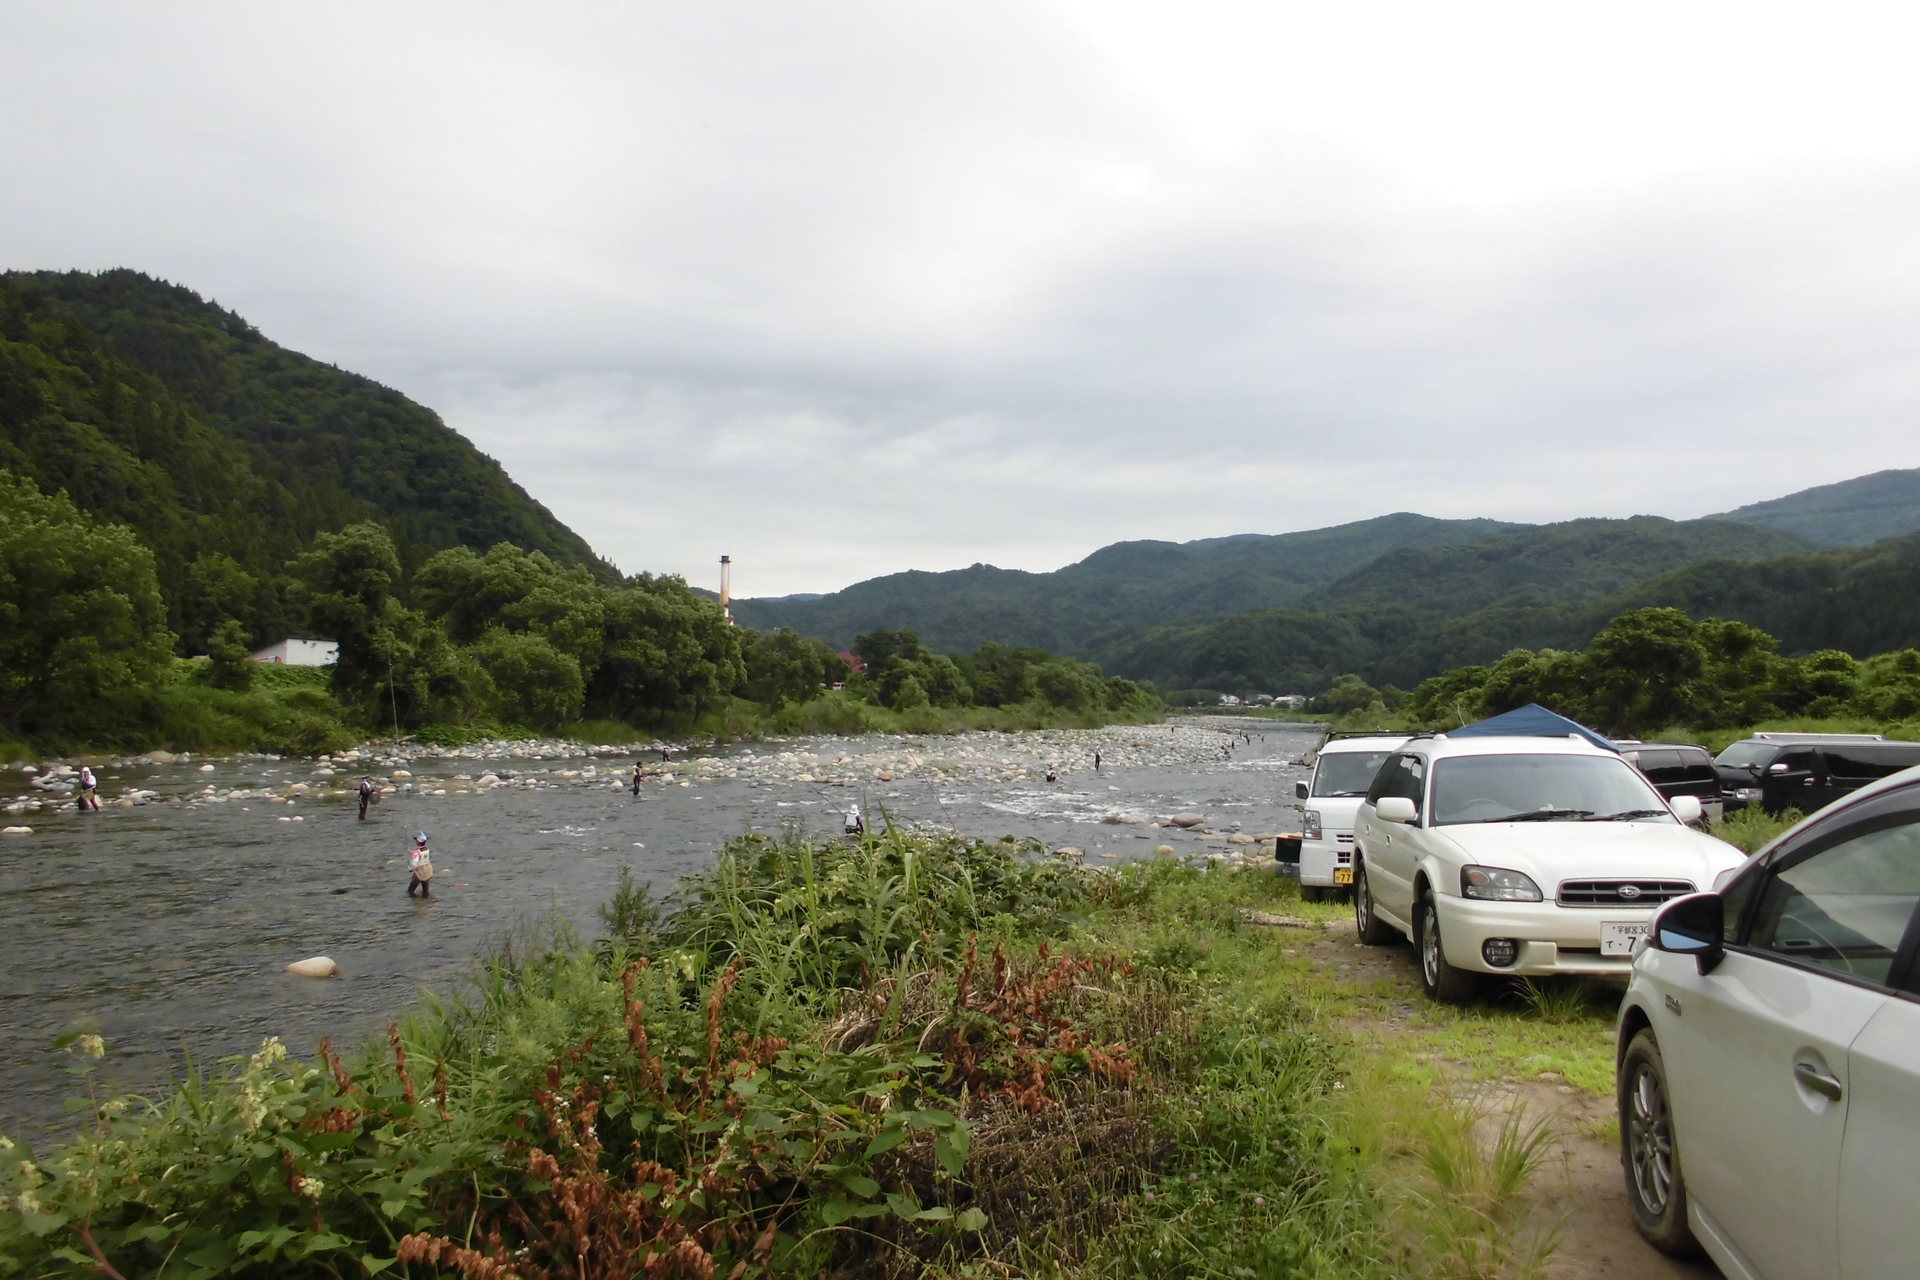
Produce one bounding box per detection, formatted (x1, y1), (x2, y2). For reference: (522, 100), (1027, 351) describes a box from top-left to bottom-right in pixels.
(4, 0), (1918, 595)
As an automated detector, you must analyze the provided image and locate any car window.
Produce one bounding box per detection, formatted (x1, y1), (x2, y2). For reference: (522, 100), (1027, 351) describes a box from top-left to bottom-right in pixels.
(1366, 753), (1425, 815)
(1745, 820), (1920, 984)
(1770, 749), (1818, 775)
(1312, 751), (1395, 798)
(1716, 742), (1776, 770)
(1427, 753), (1668, 826)
(1821, 745), (1920, 782)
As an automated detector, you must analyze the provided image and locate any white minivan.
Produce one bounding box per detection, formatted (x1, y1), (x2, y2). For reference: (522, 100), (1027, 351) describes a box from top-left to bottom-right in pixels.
(1289, 734), (1408, 902)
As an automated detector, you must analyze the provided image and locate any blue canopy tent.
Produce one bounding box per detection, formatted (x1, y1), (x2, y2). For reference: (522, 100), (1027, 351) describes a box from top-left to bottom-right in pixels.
(1449, 703), (1618, 753)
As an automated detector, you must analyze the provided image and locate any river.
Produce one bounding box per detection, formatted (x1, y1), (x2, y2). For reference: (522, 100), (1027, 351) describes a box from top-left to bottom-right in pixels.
(0, 717), (1319, 1144)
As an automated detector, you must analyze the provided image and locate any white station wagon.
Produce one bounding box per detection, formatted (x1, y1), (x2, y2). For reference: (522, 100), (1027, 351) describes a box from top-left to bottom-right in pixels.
(1351, 734), (1747, 1003)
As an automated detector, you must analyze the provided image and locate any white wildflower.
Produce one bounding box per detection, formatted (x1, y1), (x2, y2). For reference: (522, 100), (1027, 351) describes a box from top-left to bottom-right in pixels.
(249, 1037), (288, 1070)
(69, 1034), (106, 1059)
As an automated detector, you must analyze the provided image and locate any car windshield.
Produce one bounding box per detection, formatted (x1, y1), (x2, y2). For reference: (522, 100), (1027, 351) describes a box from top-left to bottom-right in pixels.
(1312, 751), (1394, 797)
(1714, 742), (1778, 770)
(1429, 753), (1674, 826)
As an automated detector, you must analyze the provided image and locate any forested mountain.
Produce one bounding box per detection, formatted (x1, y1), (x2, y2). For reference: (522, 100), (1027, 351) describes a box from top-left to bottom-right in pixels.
(1712, 467), (1920, 545)
(1087, 516), (1838, 695)
(1296, 516), (1812, 615)
(731, 513), (1520, 653)
(4, 269), (607, 573)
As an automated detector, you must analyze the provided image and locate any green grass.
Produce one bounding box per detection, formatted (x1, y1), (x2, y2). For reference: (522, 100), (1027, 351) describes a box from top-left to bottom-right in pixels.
(1, 841), (1628, 1279)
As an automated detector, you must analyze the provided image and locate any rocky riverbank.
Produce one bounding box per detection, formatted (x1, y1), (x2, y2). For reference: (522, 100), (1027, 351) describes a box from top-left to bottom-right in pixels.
(2, 720), (1301, 865)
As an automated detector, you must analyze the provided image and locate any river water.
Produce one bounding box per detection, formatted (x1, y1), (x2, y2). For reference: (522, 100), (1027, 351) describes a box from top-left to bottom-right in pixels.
(0, 717), (1319, 1144)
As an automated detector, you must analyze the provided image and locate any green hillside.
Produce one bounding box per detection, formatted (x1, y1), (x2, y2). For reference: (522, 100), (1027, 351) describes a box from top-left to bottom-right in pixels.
(731, 513), (1520, 653)
(1713, 467), (1920, 545)
(1091, 515), (1831, 695)
(5, 269), (608, 576)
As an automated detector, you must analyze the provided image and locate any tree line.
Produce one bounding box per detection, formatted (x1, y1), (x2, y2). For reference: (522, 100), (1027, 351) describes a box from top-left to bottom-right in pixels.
(1307, 607), (1920, 738)
(0, 472), (1158, 748)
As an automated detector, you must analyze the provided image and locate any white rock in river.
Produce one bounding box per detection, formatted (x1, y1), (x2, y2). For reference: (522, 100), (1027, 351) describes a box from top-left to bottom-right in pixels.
(2, 826), (32, 836)
(284, 956), (340, 978)
(199, 763), (216, 773)
(1170, 812), (1206, 828)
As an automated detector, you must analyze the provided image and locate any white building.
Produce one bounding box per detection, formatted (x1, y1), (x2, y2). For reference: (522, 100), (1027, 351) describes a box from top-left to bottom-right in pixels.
(249, 637), (339, 666)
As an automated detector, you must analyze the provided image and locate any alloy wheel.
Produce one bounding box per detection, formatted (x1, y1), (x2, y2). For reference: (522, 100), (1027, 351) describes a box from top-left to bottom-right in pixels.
(1626, 1061), (1675, 1214)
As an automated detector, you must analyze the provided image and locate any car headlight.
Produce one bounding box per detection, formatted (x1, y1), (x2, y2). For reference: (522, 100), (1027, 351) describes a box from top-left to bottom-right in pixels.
(1460, 865), (1543, 902)
(1302, 808), (1322, 840)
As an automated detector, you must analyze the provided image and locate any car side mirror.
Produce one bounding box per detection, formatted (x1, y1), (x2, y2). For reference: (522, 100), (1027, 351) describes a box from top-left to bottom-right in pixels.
(1649, 892), (1725, 975)
(1295, 780), (1309, 800)
(1376, 796), (1417, 824)
(1767, 762), (1792, 775)
(1668, 795), (1703, 825)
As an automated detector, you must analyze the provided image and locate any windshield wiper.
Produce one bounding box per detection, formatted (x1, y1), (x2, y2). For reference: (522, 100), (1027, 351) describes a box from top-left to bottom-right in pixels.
(1587, 809), (1669, 822)
(1500, 808), (1594, 822)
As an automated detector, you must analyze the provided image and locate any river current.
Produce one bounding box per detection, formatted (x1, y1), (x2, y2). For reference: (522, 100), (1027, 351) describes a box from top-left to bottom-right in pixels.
(0, 717), (1319, 1144)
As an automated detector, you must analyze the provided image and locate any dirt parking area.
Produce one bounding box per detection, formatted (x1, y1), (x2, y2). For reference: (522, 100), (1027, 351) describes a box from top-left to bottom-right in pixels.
(1301, 924), (1721, 1280)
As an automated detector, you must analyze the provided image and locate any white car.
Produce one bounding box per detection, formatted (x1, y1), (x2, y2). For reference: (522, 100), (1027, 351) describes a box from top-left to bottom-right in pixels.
(1616, 765), (1920, 1280)
(1290, 734), (1409, 902)
(1351, 734), (1747, 1003)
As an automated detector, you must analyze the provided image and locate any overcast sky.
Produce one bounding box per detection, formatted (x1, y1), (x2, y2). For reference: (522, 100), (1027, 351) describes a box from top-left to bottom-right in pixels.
(6, 2), (1918, 597)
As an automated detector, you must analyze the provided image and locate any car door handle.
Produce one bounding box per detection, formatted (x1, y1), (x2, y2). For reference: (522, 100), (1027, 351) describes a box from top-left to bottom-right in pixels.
(1793, 1061), (1843, 1102)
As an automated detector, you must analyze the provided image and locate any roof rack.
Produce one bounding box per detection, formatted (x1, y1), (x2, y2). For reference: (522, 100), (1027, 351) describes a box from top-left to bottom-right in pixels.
(1747, 732), (1886, 742)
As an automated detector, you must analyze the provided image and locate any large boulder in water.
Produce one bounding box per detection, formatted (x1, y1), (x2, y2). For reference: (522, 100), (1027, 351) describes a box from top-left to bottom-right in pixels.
(284, 956), (340, 978)
(1170, 812), (1206, 828)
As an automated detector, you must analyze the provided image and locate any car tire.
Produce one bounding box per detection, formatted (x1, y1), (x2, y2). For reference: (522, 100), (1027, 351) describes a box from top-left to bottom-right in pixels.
(1414, 893), (1478, 1004)
(1619, 1029), (1702, 1257)
(1353, 860), (1394, 946)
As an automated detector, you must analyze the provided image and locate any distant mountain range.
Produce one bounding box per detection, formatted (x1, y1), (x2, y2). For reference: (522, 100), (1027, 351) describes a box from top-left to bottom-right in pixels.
(737, 469), (1920, 694)
(1710, 468), (1920, 546)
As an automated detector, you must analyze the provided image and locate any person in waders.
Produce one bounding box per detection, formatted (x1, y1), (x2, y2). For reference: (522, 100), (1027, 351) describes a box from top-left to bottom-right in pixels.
(407, 832), (434, 898)
(844, 802), (864, 836)
(631, 762), (643, 795)
(76, 765), (101, 812)
(357, 776), (375, 820)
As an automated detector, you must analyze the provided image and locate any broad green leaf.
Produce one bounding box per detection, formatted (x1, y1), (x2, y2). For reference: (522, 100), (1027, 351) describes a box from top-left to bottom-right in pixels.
(956, 1208), (988, 1231)
(864, 1125), (909, 1158)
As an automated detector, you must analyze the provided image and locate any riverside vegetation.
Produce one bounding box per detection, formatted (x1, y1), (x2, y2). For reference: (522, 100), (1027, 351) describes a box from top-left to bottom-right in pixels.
(0, 474), (1159, 758)
(0, 824), (1657, 1280)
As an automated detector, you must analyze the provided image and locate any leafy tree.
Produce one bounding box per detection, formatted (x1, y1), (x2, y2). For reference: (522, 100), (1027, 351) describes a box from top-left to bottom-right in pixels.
(1579, 608), (1711, 733)
(1774, 649), (1860, 718)
(179, 553), (259, 656)
(200, 618), (255, 692)
(468, 628), (584, 729)
(743, 628), (847, 708)
(1318, 674), (1382, 716)
(1858, 649), (1920, 720)
(0, 471), (174, 736)
(586, 576), (745, 724)
(290, 521), (405, 708)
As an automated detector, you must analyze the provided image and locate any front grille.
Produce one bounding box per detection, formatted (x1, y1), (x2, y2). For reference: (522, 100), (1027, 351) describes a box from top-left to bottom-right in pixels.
(1557, 879), (1695, 908)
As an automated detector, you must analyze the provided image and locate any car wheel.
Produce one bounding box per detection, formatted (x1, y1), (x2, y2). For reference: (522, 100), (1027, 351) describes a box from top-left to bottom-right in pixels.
(1414, 893), (1478, 1004)
(1619, 1029), (1702, 1257)
(1353, 860), (1393, 945)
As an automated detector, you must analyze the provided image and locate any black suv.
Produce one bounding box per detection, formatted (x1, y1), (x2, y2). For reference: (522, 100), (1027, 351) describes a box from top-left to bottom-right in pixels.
(1713, 733), (1920, 815)
(1618, 742), (1722, 822)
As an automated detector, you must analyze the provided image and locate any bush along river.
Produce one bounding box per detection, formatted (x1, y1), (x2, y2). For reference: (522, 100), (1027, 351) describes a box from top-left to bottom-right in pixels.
(0, 717), (1318, 1144)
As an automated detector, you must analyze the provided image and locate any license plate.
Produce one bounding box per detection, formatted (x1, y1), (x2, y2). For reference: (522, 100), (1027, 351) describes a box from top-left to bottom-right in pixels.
(1333, 868), (1354, 885)
(1601, 921), (1650, 956)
